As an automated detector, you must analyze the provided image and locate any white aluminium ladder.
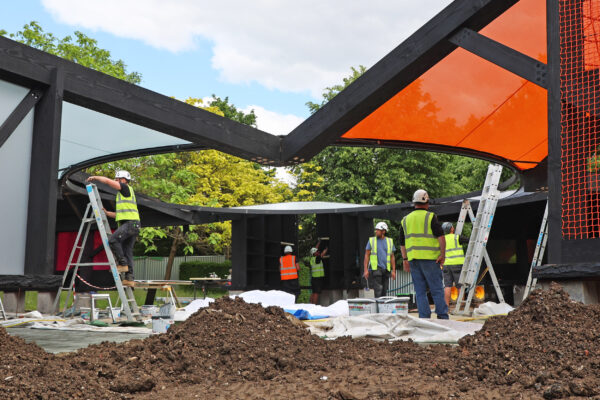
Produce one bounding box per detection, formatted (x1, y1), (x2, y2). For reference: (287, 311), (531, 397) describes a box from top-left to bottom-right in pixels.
(453, 164), (505, 315)
(0, 296), (6, 320)
(522, 200), (549, 300)
(53, 184), (139, 321)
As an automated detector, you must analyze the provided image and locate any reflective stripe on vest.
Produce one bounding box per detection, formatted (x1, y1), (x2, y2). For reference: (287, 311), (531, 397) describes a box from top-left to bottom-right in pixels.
(115, 186), (140, 222)
(279, 255), (298, 280)
(369, 236), (393, 271)
(401, 209), (440, 261)
(444, 233), (465, 265)
(310, 256), (325, 278)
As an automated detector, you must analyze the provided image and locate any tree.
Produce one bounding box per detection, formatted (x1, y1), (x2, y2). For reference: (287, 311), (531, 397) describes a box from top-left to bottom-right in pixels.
(1, 21), (141, 83)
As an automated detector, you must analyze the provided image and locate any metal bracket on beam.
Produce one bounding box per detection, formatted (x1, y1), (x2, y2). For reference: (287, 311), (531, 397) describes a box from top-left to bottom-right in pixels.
(0, 89), (43, 148)
(448, 27), (547, 89)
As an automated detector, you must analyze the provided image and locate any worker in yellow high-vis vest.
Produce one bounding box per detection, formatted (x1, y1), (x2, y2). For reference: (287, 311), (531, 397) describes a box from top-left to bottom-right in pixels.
(87, 170), (140, 286)
(399, 189), (448, 319)
(363, 221), (396, 298)
(441, 222), (466, 306)
(309, 245), (327, 305)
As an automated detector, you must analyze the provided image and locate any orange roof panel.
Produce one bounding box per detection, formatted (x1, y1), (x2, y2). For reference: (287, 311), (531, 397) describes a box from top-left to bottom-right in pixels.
(342, 0), (546, 170)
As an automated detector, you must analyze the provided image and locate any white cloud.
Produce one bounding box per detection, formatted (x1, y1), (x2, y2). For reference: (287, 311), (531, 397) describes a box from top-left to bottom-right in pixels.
(243, 105), (303, 136)
(42, 0), (452, 98)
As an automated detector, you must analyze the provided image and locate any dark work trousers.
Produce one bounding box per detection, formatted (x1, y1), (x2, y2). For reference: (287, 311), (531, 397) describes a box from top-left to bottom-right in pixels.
(369, 269), (389, 298)
(281, 278), (301, 302)
(109, 221), (140, 278)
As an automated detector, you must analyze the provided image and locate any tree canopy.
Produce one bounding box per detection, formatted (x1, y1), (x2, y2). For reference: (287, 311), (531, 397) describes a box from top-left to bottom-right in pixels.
(1, 21), (141, 84)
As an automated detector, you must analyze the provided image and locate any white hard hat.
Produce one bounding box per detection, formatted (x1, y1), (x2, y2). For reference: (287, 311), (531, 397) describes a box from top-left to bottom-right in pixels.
(375, 221), (388, 231)
(412, 189), (429, 204)
(284, 245), (293, 254)
(310, 247), (318, 256)
(115, 170), (131, 181)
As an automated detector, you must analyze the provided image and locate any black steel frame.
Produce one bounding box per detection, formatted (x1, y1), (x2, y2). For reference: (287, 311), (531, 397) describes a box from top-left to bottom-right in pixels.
(0, 0), (564, 274)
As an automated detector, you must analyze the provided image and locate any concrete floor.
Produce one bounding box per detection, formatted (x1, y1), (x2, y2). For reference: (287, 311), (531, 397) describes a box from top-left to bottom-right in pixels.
(7, 327), (152, 354)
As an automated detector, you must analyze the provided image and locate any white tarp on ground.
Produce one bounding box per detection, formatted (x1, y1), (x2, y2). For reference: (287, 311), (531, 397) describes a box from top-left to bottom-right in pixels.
(307, 314), (483, 344)
(25, 319), (152, 334)
(472, 301), (514, 317)
(237, 290), (349, 318)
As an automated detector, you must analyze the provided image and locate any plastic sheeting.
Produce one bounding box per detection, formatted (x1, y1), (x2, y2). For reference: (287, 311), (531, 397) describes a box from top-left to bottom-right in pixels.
(308, 314), (483, 344)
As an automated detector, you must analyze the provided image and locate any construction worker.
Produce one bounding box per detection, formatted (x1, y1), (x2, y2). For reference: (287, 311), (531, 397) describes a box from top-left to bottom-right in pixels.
(86, 170), (140, 286)
(442, 222), (465, 306)
(309, 246), (327, 304)
(400, 189), (448, 319)
(364, 222), (396, 298)
(280, 245), (300, 301)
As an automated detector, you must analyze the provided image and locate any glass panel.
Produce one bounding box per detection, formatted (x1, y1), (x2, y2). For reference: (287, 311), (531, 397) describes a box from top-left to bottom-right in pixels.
(0, 79), (34, 274)
(59, 102), (191, 170)
(342, 0), (546, 171)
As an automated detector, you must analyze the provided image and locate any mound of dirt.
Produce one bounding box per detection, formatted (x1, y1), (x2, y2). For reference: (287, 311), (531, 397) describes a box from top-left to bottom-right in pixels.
(2, 284), (600, 399)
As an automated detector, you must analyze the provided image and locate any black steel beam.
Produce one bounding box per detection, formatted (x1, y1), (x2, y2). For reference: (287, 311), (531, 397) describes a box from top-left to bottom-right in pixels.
(281, 0), (519, 162)
(24, 67), (64, 274)
(0, 35), (281, 163)
(448, 28), (547, 88)
(546, 0), (561, 264)
(0, 89), (43, 148)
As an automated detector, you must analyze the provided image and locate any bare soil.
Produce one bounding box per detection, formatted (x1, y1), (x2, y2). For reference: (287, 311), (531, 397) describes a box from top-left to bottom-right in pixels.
(2, 283), (600, 399)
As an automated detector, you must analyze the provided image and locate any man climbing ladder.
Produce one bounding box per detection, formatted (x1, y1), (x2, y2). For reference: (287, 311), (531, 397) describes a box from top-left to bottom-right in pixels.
(87, 170), (140, 286)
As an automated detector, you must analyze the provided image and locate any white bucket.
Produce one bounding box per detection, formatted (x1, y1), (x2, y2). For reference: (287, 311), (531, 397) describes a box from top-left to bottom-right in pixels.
(152, 316), (174, 333)
(140, 305), (159, 316)
(80, 307), (99, 320)
(108, 307), (122, 319)
(159, 303), (175, 318)
(377, 297), (409, 315)
(348, 298), (377, 316)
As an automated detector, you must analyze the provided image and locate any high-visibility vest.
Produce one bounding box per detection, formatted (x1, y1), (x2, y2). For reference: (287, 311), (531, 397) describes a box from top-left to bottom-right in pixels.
(115, 186), (140, 222)
(444, 233), (465, 265)
(369, 236), (393, 271)
(401, 209), (440, 261)
(310, 256), (325, 278)
(279, 255), (298, 280)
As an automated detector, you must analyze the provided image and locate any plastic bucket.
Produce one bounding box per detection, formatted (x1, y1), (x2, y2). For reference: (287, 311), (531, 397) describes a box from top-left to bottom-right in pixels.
(377, 297), (410, 315)
(140, 305), (159, 316)
(109, 307), (122, 319)
(80, 307), (99, 320)
(348, 298), (377, 316)
(152, 316), (174, 333)
(159, 303), (175, 318)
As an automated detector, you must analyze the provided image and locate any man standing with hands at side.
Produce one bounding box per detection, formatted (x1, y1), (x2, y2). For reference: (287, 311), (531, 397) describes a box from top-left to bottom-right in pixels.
(400, 189), (448, 319)
(364, 221), (396, 298)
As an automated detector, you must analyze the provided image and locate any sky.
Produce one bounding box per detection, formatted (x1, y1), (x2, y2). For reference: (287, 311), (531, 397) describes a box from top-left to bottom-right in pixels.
(1, 0), (452, 136)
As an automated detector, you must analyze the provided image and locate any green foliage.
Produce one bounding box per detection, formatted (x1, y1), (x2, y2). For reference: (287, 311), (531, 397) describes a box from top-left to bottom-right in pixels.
(179, 261), (232, 281)
(297, 260), (311, 304)
(208, 96), (257, 127)
(1, 21), (141, 83)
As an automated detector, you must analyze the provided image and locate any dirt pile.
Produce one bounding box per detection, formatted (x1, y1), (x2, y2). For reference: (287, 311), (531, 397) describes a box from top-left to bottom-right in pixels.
(452, 283), (600, 399)
(2, 284), (600, 399)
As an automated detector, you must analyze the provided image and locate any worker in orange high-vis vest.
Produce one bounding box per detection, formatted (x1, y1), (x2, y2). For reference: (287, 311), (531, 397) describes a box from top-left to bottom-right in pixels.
(280, 245), (300, 301)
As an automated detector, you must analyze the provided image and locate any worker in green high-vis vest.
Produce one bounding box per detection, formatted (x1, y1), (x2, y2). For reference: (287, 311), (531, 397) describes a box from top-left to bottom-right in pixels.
(441, 222), (466, 307)
(87, 170), (140, 286)
(364, 221), (396, 298)
(399, 189), (448, 319)
(309, 246), (327, 304)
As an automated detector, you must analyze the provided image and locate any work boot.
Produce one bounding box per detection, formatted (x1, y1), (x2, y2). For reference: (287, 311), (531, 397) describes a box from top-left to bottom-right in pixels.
(116, 265), (129, 273)
(121, 280), (135, 287)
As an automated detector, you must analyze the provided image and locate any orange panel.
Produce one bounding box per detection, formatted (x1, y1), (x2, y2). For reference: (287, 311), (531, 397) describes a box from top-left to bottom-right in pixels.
(342, 0), (547, 170)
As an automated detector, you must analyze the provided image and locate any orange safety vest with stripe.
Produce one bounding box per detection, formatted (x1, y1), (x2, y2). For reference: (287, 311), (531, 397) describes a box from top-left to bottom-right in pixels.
(279, 254), (298, 280)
